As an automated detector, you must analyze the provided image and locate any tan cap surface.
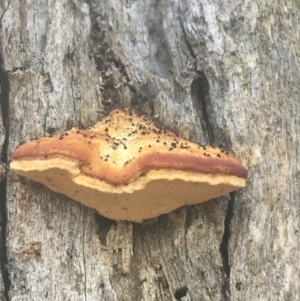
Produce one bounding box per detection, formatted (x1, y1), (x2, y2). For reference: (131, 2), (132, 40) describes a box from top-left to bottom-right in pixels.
(11, 109), (247, 221)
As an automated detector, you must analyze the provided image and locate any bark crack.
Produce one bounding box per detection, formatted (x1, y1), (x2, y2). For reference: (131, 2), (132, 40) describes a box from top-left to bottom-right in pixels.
(220, 193), (235, 300)
(82, 225), (87, 301)
(0, 65), (11, 300)
(178, 17), (196, 59)
(0, 0), (11, 21)
(191, 70), (234, 299)
(195, 71), (214, 144)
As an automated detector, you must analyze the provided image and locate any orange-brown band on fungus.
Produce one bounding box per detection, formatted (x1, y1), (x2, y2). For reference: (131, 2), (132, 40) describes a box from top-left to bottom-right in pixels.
(81, 152), (247, 185)
(11, 134), (247, 185)
(11, 134), (99, 165)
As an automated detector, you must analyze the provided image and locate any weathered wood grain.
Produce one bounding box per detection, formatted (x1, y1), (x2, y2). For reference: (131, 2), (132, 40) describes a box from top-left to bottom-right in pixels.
(0, 0), (299, 300)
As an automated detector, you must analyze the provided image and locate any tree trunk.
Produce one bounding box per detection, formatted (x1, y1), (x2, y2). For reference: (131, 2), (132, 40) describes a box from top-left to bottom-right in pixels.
(0, 0), (299, 300)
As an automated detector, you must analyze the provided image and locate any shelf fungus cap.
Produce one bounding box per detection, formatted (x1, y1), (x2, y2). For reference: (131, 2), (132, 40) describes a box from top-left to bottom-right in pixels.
(10, 109), (247, 222)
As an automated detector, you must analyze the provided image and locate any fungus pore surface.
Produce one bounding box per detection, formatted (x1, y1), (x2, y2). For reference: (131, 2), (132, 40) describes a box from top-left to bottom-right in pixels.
(10, 109), (248, 222)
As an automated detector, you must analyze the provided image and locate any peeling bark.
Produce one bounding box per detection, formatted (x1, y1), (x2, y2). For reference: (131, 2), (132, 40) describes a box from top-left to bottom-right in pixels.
(0, 0), (299, 300)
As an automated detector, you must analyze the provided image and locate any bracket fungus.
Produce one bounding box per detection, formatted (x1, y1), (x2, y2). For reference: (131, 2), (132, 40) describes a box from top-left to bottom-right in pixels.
(10, 109), (247, 222)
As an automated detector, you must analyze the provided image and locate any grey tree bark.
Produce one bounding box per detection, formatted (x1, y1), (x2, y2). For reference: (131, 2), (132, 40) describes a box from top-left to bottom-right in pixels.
(0, 0), (299, 300)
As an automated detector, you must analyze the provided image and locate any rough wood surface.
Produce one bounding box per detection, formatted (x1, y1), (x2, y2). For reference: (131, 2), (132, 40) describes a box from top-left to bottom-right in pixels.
(0, 0), (299, 300)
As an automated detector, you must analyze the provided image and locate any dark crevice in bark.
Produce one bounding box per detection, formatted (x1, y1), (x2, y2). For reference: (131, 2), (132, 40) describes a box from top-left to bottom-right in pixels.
(82, 227), (87, 301)
(195, 71), (214, 144)
(178, 17), (196, 59)
(0, 66), (11, 300)
(220, 193), (235, 300)
(95, 212), (116, 247)
(192, 70), (235, 293)
(0, 1), (11, 21)
(192, 70), (234, 299)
